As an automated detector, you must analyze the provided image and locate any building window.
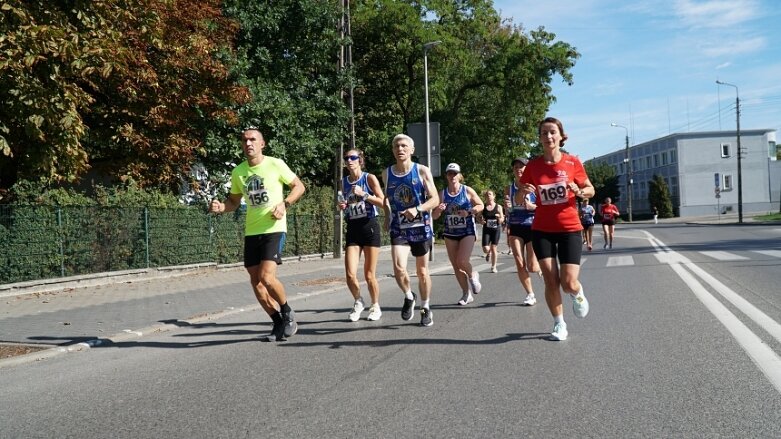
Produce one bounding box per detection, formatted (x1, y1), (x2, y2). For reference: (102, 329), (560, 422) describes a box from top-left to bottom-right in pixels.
(662, 151), (668, 165)
(654, 154), (659, 167)
(723, 174), (733, 191)
(670, 149), (677, 163)
(721, 143), (731, 158)
(646, 156), (652, 169)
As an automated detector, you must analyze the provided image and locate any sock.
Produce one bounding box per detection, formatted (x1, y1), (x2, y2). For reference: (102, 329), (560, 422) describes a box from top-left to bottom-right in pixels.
(281, 302), (292, 314)
(271, 311), (283, 325)
(355, 296), (364, 304)
(554, 314), (564, 324)
(421, 299), (430, 309)
(405, 290), (414, 300)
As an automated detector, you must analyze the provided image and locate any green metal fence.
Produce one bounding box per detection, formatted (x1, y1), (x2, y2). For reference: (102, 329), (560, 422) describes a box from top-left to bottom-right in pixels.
(0, 205), (338, 285)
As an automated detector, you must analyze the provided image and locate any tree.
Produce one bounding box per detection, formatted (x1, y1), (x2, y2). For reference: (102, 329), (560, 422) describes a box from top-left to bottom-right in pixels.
(350, 0), (579, 191)
(584, 161), (620, 204)
(649, 174), (674, 218)
(217, 0), (350, 186)
(0, 0), (249, 190)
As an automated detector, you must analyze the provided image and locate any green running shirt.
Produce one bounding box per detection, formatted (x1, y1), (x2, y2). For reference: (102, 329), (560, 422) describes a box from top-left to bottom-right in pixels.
(230, 157), (296, 236)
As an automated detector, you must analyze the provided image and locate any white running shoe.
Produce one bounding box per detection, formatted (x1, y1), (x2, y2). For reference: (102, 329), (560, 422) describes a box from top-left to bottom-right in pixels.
(366, 303), (382, 321)
(572, 292), (589, 318)
(550, 322), (568, 341)
(348, 298), (365, 322)
(469, 272), (482, 295)
(491, 266), (498, 273)
(458, 293), (474, 306)
(522, 293), (537, 306)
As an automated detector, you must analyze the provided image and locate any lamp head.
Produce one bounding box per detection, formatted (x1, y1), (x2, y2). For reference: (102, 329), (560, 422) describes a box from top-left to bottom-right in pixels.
(423, 41), (442, 52)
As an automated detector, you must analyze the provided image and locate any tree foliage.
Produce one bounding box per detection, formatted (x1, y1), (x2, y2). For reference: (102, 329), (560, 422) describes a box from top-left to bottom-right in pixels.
(1, 0), (249, 190)
(584, 161), (620, 204)
(649, 174), (674, 218)
(2, 0), (580, 198)
(216, 0), (349, 185)
(350, 0), (579, 192)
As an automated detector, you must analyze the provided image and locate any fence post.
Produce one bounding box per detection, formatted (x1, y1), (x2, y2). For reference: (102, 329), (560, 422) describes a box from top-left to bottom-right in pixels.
(57, 206), (65, 278)
(293, 212), (300, 256)
(144, 207), (150, 268)
(208, 214), (214, 263)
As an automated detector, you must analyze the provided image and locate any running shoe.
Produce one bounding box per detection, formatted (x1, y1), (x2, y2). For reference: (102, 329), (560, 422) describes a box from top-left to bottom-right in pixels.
(282, 309), (298, 337)
(458, 293), (474, 306)
(401, 292), (416, 321)
(366, 304), (382, 321)
(550, 322), (568, 341)
(587, 245), (592, 251)
(522, 293), (537, 306)
(348, 298), (365, 322)
(420, 307), (433, 326)
(609, 243), (612, 249)
(469, 272), (482, 295)
(603, 242), (608, 249)
(572, 292), (589, 318)
(491, 266), (498, 273)
(485, 253), (490, 262)
(261, 321), (286, 342)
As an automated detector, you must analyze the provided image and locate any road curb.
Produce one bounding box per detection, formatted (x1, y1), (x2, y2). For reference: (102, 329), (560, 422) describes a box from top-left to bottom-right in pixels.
(0, 255), (459, 369)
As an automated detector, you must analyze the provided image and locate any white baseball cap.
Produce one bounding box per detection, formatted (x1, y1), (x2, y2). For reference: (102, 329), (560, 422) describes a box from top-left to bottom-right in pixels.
(445, 163), (461, 173)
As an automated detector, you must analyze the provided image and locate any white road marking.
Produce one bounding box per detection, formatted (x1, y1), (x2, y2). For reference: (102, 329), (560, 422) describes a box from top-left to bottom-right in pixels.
(643, 231), (781, 393)
(606, 256), (634, 267)
(699, 251), (749, 261)
(754, 250), (781, 258)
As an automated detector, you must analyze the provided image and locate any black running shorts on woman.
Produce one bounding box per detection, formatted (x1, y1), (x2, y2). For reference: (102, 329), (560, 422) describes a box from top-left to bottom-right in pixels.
(345, 217), (381, 247)
(531, 230), (582, 265)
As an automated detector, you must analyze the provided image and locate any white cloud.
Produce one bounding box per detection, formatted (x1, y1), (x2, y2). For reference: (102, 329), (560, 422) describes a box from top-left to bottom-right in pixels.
(715, 62), (732, 69)
(674, 0), (760, 29)
(700, 36), (766, 57)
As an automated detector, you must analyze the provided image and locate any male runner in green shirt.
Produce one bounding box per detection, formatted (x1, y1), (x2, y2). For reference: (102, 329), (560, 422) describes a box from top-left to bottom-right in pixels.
(209, 128), (306, 341)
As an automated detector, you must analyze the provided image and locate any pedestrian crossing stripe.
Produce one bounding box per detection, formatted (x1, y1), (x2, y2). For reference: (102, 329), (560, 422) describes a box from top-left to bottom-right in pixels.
(753, 250), (781, 258)
(699, 251), (749, 261)
(606, 256), (634, 267)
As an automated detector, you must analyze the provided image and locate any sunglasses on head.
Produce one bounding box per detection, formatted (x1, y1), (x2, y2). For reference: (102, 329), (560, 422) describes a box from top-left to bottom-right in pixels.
(344, 155), (360, 161)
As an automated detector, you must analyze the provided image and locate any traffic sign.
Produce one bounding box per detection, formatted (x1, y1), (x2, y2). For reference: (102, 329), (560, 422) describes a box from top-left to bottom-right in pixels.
(714, 172), (720, 189)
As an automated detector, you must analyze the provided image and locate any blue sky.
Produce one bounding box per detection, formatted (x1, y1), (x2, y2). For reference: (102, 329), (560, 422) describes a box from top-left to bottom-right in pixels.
(492, 0), (781, 160)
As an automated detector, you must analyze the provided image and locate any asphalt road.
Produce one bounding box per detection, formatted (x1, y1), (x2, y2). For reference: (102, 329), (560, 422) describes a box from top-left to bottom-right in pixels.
(2, 222), (781, 438)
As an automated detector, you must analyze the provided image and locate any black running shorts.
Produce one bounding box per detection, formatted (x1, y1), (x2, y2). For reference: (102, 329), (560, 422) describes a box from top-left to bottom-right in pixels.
(244, 232), (286, 267)
(531, 230), (582, 265)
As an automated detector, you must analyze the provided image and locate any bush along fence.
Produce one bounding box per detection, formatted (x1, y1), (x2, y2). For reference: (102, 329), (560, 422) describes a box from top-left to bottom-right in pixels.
(0, 205), (340, 285)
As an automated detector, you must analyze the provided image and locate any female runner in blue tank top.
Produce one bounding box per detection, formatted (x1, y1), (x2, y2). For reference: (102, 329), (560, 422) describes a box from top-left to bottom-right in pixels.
(505, 157), (541, 307)
(432, 163), (484, 306)
(338, 149), (385, 322)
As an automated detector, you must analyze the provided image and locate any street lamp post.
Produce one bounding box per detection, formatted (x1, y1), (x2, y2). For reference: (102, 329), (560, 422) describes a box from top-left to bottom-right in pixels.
(716, 80), (743, 224)
(423, 41), (441, 261)
(611, 123), (632, 222)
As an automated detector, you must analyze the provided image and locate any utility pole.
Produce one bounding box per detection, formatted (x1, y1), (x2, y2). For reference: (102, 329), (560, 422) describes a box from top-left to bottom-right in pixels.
(611, 123), (632, 222)
(716, 80), (743, 224)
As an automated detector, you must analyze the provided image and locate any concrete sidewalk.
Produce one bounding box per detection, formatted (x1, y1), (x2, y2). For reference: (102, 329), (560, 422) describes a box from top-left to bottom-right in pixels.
(0, 245), (457, 367)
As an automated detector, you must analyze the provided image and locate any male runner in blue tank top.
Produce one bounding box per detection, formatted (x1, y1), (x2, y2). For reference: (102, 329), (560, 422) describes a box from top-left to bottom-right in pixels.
(382, 134), (440, 327)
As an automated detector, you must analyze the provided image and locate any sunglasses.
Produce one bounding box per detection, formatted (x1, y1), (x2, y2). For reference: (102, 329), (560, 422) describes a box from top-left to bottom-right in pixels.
(344, 155), (360, 161)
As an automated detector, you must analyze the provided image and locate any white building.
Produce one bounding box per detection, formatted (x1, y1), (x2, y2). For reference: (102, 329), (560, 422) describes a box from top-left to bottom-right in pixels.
(586, 129), (780, 218)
